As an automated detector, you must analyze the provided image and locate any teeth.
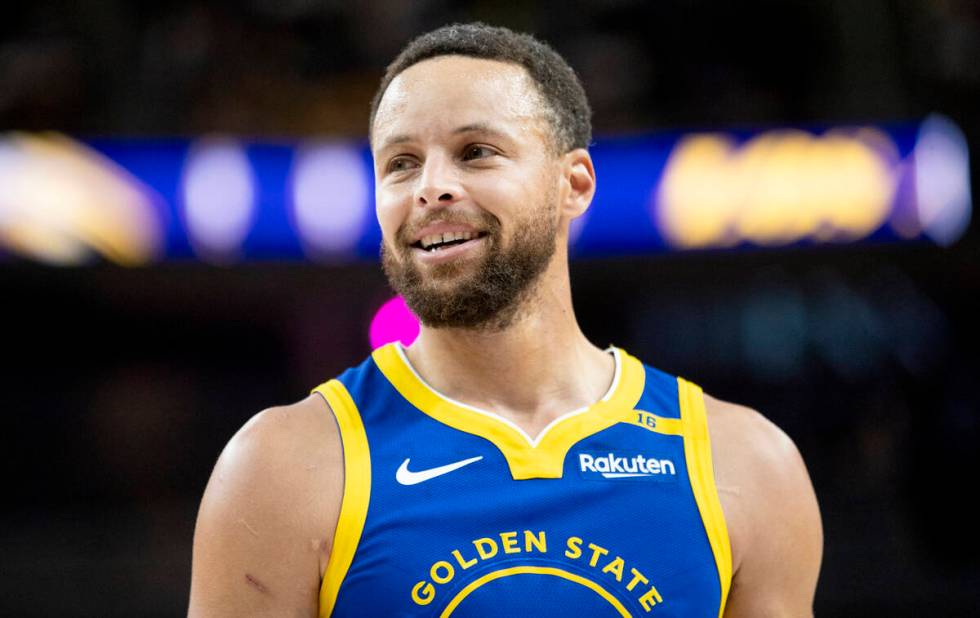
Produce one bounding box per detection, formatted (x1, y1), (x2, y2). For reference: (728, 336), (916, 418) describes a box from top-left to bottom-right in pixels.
(419, 231), (476, 249)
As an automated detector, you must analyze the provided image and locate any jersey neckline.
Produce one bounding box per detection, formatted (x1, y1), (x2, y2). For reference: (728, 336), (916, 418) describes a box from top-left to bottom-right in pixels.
(370, 342), (646, 479)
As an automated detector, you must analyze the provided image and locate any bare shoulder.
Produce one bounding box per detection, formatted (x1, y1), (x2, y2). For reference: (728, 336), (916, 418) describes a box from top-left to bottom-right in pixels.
(703, 395), (805, 492)
(205, 395), (343, 532)
(702, 394), (823, 617)
(218, 395), (342, 485)
(189, 394), (343, 617)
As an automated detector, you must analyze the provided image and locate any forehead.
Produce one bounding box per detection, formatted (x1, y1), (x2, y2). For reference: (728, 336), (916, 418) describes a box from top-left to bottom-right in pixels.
(372, 55), (548, 147)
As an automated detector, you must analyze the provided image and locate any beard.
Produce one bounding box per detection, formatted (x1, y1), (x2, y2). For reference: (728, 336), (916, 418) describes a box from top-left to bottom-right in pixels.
(381, 203), (559, 332)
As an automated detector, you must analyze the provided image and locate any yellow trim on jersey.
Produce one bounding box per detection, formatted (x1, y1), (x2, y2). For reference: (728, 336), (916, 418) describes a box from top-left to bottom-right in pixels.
(440, 566), (630, 617)
(372, 343), (647, 480)
(313, 379), (371, 618)
(623, 409), (685, 436)
(678, 378), (732, 617)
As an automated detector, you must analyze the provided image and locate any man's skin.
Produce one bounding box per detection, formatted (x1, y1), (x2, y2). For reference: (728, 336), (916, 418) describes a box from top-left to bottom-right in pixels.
(190, 55), (823, 617)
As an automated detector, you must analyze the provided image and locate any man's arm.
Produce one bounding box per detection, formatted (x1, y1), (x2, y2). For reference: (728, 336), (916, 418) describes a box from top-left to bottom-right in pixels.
(189, 395), (343, 618)
(706, 396), (823, 618)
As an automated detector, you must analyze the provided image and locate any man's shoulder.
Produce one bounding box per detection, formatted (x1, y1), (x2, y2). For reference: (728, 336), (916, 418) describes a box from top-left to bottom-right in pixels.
(201, 394), (343, 535)
(190, 397), (343, 613)
(222, 394), (341, 482)
(700, 393), (822, 604)
(701, 393), (812, 514)
(702, 394), (800, 470)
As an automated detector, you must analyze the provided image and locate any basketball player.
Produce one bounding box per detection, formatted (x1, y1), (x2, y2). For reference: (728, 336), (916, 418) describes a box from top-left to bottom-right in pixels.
(190, 23), (822, 617)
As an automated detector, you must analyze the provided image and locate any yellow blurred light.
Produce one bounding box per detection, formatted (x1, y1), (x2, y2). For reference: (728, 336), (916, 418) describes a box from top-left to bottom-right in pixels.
(0, 133), (163, 266)
(735, 131), (811, 244)
(822, 132), (894, 240)
(655, 128), (898, 249)
(655, 134), (741, 248)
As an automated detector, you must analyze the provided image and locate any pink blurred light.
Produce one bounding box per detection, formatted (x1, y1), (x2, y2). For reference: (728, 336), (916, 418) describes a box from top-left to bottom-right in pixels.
(369, 296), (420, 349)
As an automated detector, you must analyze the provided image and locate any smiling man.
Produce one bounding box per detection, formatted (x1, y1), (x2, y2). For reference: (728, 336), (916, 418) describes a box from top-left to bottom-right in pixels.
(190, 23), (822, 617)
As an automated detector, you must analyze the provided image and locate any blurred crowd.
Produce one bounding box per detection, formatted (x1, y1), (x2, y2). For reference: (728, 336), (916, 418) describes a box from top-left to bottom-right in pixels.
(3, 0), (980, 137)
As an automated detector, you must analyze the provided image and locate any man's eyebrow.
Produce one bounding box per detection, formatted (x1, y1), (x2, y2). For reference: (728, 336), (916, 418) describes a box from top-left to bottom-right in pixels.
(378, 124), (511, 150)
(452, 123), (509, 138)
(377, 134), (413, 151)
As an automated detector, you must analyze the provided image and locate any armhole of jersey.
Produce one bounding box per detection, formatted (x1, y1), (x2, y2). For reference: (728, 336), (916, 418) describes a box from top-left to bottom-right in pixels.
(312, 379), (371, 618)
(678, 377), (732, 617)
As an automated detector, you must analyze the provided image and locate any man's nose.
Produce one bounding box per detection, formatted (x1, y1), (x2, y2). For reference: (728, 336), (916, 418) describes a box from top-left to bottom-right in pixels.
(413, 155), (461, 207)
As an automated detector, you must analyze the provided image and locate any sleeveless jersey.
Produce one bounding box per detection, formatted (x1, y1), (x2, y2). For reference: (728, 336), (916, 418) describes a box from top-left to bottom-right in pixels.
(312, 342), (731, 617)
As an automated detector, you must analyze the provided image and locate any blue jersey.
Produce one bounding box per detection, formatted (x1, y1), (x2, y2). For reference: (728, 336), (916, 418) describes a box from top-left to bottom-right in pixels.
(313, 343), (731, 617)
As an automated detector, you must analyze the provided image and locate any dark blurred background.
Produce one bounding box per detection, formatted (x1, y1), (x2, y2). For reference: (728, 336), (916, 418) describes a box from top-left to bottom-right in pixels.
(2, 1), (979, 616)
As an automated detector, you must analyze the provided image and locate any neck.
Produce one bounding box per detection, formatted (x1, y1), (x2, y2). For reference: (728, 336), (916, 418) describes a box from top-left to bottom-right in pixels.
(402, 256), (615, 438)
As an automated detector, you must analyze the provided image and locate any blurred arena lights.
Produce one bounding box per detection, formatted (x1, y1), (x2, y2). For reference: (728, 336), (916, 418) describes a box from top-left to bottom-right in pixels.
(289, 142), (371, 260)
(0, 133), (163, 265)
(1, 116), (971, 265)
(369, 295), (420, 349)
(653, 128), (899, 249)
(912, 114), (972, 247)
(179, 138), (257, 263)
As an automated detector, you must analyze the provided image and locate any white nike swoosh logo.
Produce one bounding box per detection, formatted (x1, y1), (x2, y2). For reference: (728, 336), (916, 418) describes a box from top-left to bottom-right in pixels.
(395, 456), (483, 485)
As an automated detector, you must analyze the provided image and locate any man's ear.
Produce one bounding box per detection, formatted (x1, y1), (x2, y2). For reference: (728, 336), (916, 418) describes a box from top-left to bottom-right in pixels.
(559, 148), (596, 220)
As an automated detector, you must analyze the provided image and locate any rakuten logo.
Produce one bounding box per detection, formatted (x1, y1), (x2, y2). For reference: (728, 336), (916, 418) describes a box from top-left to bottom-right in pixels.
(578, 453), (677, 479)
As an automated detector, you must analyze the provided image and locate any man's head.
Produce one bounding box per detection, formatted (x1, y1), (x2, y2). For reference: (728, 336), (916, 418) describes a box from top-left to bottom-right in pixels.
(370, 23), (592, 154)
(371, 24), (596, 331)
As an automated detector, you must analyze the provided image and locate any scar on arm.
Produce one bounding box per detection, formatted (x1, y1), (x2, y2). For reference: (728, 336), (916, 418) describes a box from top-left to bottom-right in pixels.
(238, 517), (260, 537)
(245, 573), (272, 595)
(311, 537), (329, 555)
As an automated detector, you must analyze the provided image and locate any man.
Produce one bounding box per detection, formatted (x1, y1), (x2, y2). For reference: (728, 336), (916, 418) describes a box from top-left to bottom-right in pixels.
(190, 23), (822, 617)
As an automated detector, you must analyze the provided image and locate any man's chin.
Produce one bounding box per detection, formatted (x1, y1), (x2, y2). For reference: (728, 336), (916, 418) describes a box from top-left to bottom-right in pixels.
(407, 249), (485, 278)
(410, 269), (480, 297)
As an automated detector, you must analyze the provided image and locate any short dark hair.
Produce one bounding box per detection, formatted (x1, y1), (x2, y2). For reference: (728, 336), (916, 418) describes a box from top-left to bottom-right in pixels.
(370, 22), (592, 153)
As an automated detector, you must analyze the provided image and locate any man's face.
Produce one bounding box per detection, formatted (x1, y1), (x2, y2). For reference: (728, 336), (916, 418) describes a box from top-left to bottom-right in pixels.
(372, 56), (562, 331)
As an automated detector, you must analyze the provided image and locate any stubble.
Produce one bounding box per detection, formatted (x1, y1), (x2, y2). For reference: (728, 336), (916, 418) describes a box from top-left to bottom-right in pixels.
(381, 196), (559, 332)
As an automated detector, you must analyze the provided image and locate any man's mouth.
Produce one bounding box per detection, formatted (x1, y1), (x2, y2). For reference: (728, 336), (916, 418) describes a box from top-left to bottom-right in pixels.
(411, 230), (489, 252)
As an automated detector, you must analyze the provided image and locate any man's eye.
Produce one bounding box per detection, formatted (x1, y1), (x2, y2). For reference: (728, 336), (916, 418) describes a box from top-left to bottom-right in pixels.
(387, 157), (418, 173)
(462, 145), (495, 160)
